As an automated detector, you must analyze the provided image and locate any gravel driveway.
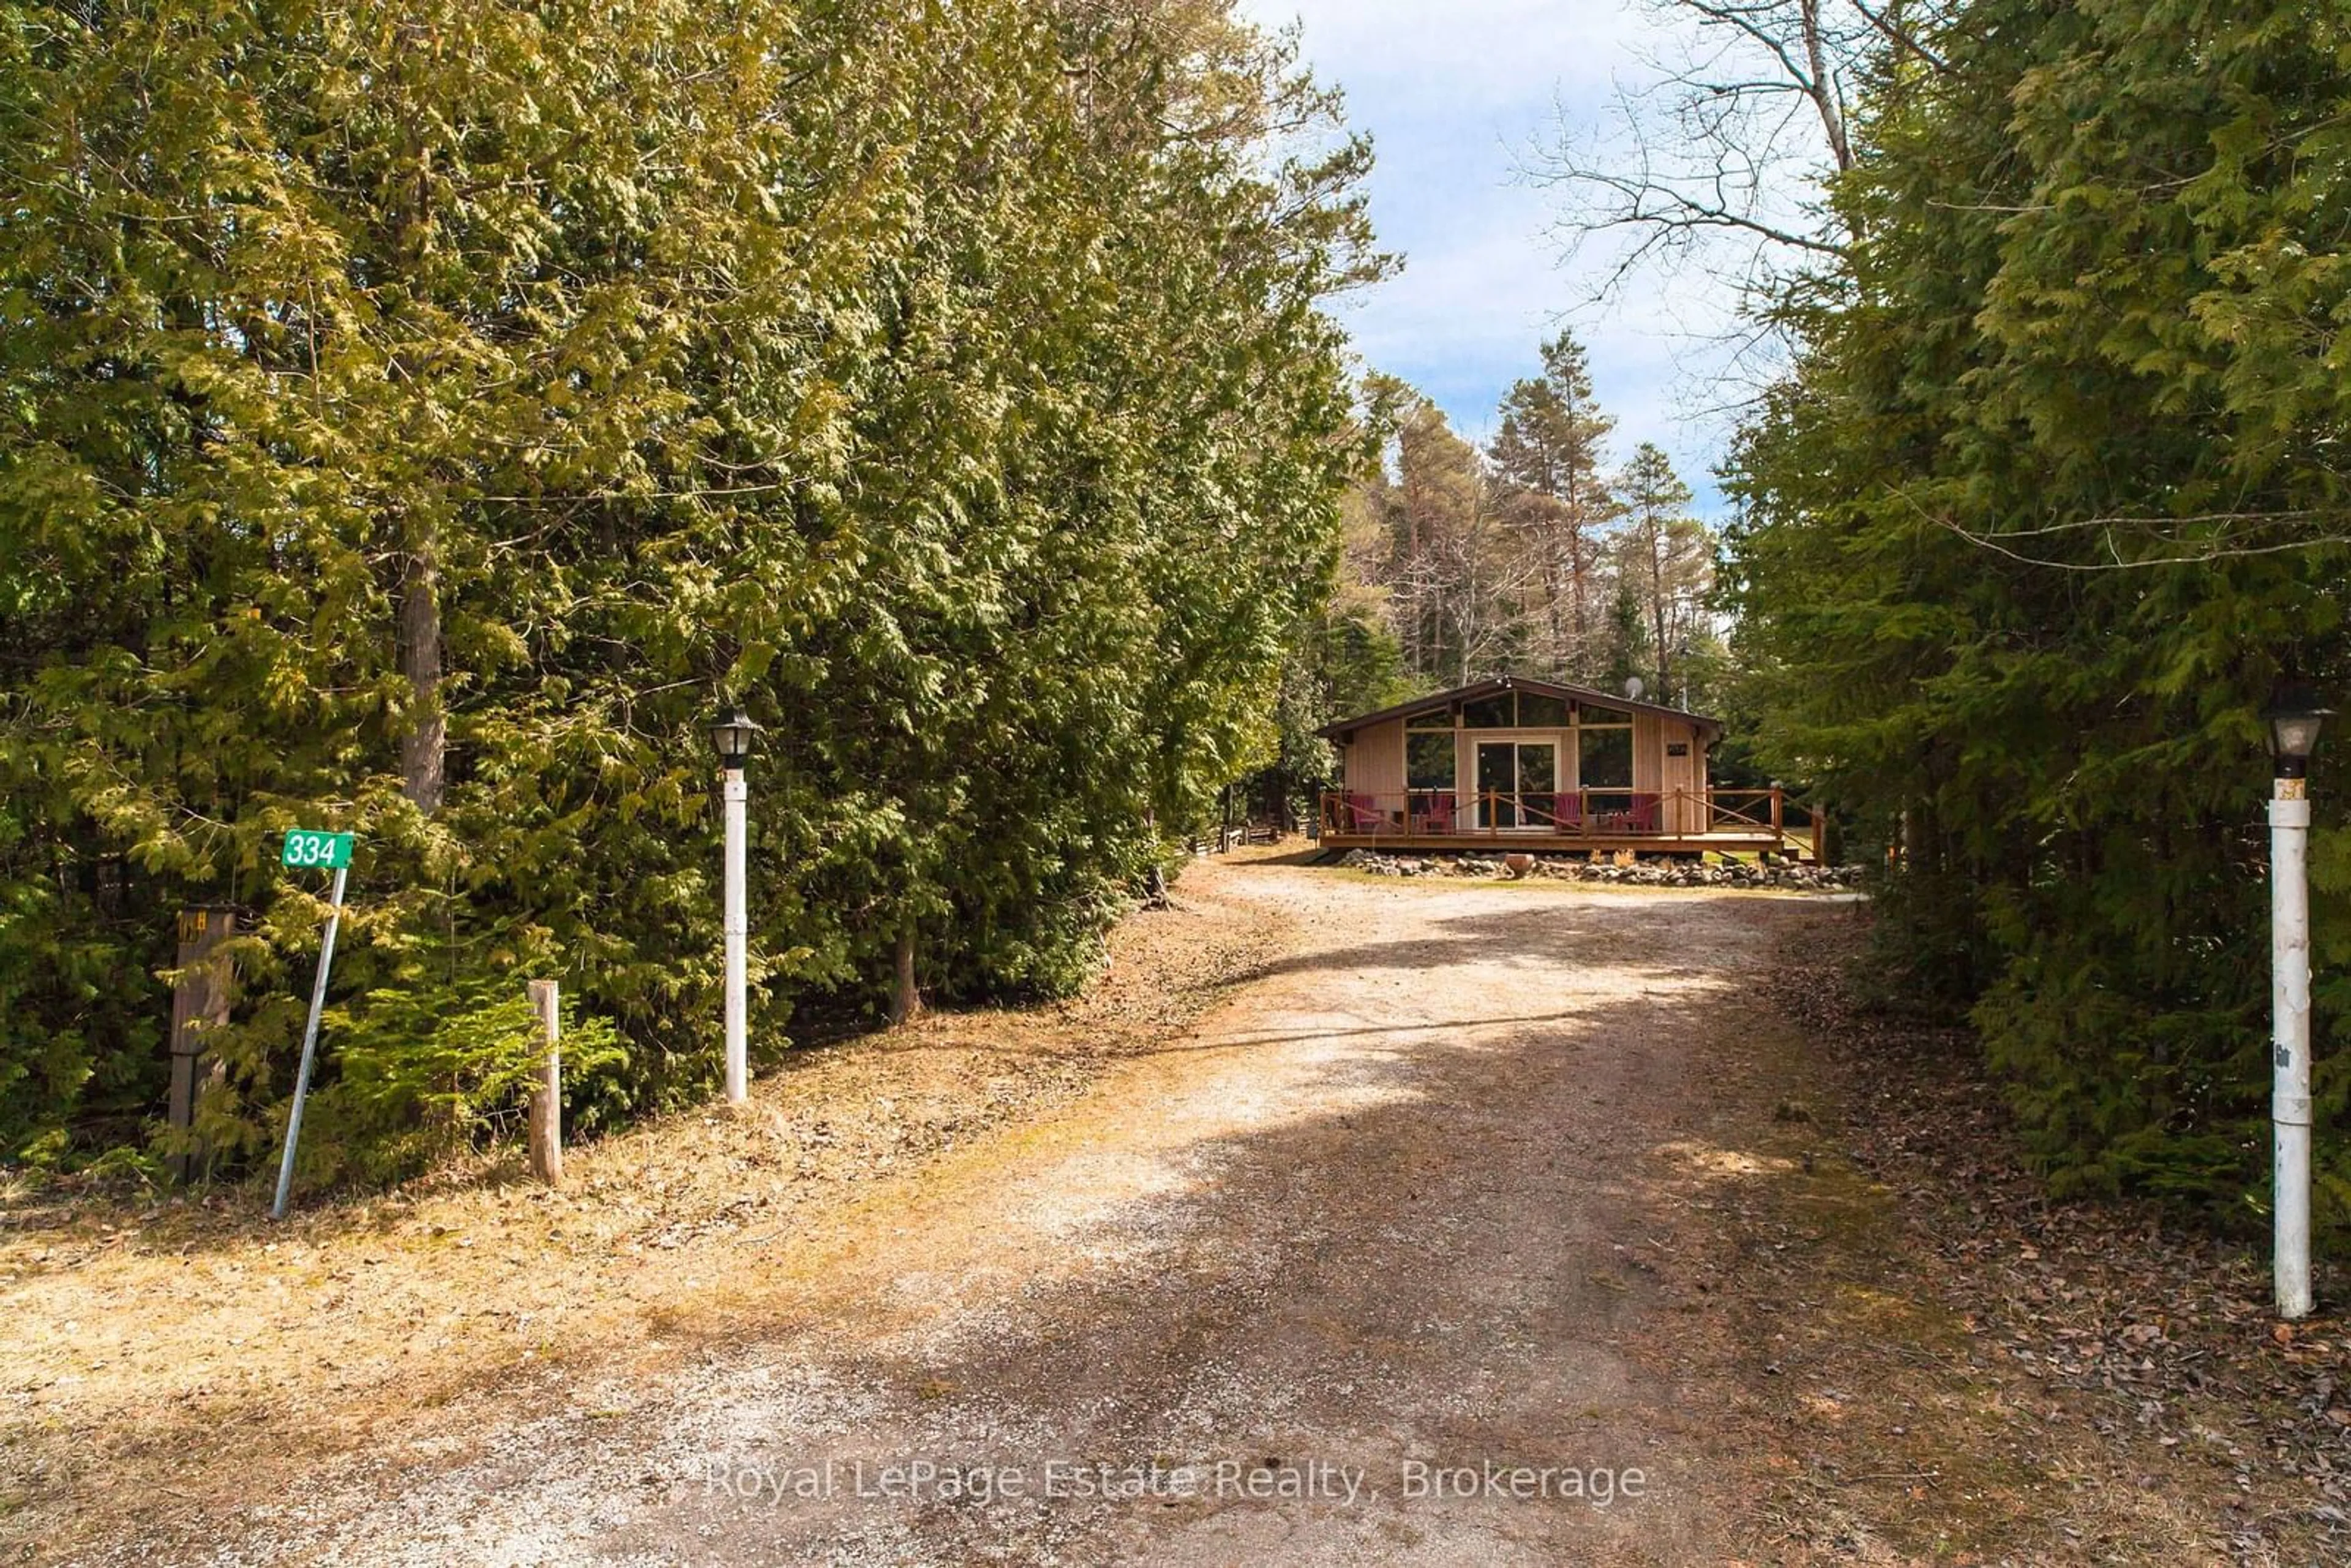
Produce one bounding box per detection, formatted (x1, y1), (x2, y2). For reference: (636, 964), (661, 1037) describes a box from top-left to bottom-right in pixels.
(174, 863), (1828, 1566)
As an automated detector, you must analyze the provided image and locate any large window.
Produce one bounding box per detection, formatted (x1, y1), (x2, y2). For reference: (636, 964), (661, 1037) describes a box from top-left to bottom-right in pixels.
(1578, 726), (1633, 789)
(1518, 692), (1570, 728)
(1407, 732), (1454, 790)
(1436, 690), (1578, 729)
(1399, 689), (1591, 739)
(1460, 694), (1514, 728)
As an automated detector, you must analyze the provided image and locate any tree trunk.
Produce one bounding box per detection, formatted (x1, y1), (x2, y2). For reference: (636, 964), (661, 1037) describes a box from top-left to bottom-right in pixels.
(890, 914), (923, 1025)
(1567, 520), (1587, 666)
(1648, 528), (1671, 691)
(399, 543), (445, 814)
(1799, 0), (1854, 172)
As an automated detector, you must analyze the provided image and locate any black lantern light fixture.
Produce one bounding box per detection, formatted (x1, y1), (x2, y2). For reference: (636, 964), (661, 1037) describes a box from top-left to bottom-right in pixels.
(710, 707), (764, 771)
(2262, 683), (2333, 779)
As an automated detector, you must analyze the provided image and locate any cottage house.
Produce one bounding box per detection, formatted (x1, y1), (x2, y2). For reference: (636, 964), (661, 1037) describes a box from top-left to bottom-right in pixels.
(1317, 675), (1809, 858)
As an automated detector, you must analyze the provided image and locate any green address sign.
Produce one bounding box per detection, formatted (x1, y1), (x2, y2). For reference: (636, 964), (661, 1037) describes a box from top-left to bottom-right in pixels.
(280, 829), (355, 870)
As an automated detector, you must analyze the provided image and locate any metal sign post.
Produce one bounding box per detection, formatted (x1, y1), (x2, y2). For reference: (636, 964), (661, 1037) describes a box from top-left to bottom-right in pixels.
(272, 830), (355, 1220)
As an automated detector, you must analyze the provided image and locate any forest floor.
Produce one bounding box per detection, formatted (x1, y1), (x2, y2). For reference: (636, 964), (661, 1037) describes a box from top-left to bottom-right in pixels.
(1, 846), (2344, 1564)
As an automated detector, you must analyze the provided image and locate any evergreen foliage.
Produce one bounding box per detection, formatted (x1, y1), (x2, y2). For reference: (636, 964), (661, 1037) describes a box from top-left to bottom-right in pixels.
(1614, 441), (1709, 702)
(1723, 0), (2351, 1227)
(1489, 334), (1618, 675)
(0, 0), (1380, 1182)
(1343, 343), (1723, 707)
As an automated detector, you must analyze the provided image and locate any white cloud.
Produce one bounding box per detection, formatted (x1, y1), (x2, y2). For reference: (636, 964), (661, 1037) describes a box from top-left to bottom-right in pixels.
(1240, 0), (1755, 514)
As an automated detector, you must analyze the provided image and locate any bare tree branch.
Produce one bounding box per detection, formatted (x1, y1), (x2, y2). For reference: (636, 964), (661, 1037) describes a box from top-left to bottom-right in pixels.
(1529, 0), (1960, 315)
(1848, 0), (1955, 75)
(1888, 488), (2351, 569)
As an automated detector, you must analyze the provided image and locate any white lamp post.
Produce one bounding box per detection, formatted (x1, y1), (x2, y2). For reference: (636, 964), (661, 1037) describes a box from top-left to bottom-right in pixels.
(2264, 683), (2331, 1319)
(710, 707), (764, 1104)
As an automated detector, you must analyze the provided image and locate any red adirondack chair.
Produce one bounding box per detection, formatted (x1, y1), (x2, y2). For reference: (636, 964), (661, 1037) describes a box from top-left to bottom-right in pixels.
(1420, 791), (1457, 833)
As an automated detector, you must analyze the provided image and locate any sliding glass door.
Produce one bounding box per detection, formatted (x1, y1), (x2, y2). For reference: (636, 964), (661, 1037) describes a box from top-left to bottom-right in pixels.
(1473, 740), (1558, 829)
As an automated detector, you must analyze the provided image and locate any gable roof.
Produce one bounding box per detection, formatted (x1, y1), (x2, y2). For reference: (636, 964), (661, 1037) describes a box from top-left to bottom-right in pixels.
(1316, 675), (1724, 741)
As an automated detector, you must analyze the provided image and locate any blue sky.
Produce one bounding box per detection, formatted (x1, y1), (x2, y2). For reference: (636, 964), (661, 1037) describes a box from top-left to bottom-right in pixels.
(1240, 0), (1742, 515)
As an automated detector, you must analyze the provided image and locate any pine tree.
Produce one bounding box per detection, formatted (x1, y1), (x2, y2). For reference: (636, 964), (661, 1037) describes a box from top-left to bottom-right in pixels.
(1488, 332), (1616, 678)
(1600, 579), (1653, 696)
(1614, 444), (1712, 695)
(1377, 386), (1496, 682)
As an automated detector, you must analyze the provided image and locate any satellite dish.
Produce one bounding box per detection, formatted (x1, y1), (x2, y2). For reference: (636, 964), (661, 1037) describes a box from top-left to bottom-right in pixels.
(1624, 677), (1646, 700)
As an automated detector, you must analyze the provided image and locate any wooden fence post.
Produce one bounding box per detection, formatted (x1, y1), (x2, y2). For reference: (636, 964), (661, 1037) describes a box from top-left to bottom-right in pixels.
(168, 906), (238, 1183)
(527, 978), (562, 1184)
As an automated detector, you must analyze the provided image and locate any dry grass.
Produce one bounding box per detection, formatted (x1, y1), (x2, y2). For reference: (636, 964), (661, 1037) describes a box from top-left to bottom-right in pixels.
(0, 849), (1294, 1562)
(10, 847), (2330, 1565)
(1717, 924), (2349, 1566)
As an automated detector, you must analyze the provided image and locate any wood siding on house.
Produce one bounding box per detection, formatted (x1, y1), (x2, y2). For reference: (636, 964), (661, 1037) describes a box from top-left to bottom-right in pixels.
(1631, 711), (1662, 794)
(1316, 676), (1794, 855)
(1346, 718), (1406, 796)
(1660, 717), (1704, 833)
(1340, 713), (1711, 816)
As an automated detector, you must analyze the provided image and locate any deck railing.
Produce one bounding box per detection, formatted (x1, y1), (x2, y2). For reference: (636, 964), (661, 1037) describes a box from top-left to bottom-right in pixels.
(1318, 787), (1813, 852)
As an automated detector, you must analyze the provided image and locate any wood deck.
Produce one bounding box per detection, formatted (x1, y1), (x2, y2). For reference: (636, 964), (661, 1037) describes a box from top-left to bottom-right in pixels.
(1320, 828), (1794, 857)
(1318, 788), (1823, 863)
